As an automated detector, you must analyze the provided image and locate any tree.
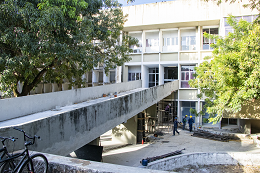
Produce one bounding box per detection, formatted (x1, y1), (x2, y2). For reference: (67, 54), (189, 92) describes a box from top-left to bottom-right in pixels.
(205, 0), (260, 12)
(189, 16), (260, 124)
(0, 0), (137, 97)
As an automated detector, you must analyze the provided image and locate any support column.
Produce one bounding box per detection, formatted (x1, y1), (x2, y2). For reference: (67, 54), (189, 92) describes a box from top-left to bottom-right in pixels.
(103, 70), (110, 85)
(111, 115), (137, 145)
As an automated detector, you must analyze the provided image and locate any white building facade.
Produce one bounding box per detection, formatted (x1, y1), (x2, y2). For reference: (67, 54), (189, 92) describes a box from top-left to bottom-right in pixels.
(121, 0), (258, 128)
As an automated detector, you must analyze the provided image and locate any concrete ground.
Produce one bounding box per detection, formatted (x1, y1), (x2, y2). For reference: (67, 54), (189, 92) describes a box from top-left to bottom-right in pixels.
(101, 127), (260, 167)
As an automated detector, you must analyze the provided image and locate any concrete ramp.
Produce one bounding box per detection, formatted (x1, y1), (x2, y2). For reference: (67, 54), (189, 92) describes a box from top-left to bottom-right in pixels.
(0, 81), (178, 156)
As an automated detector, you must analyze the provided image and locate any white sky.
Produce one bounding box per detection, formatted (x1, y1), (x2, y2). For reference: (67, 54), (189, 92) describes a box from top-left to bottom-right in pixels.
(118, 0), (174, 6)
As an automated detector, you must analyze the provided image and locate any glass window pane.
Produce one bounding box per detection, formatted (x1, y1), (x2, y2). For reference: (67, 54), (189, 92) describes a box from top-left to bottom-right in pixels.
(185, 72), (189, 80)
(181, 72), (185, 80)
(190, 72), (195, 79)
(181, 81), (190, 88)
(190, 101), (196, 107)
(210, 28), (218, 35)
(182, 101), (190, 107)
(156, 74), (159, 82)
(149, 83), (155, 87)
(243, 16), (252, 22)
(149, 68), (154, 73)
(224, 18), (230, 26)
(182, 108), (191, 117)
(140, 73), (141, 80)
(136, 73), (139, 80)
(132, 73), (135, 81)
(189, 66), (195, 71)
(146, 39), (150, 47)
(171, 38), (175, 45)
(190, 36), (196, 45)
(167, 38), (170, 45)
(128, 73), (131, 81)
(225, 27), (233, 35)
(203, 29), (209, 34)
(236, 16), (242, 21)
(181, 66), (189, 71)
(149, 74), (155, 82)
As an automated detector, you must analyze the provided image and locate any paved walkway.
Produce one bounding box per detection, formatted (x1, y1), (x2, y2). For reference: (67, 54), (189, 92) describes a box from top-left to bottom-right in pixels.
(101, 128), (260, 167)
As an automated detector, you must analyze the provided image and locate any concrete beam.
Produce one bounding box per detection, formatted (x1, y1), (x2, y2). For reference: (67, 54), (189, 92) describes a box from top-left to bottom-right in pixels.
(0, 81), (179, 156)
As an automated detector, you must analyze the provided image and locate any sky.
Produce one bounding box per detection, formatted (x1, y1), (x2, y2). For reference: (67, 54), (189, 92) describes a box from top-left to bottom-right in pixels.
(118, 0), (174, 7)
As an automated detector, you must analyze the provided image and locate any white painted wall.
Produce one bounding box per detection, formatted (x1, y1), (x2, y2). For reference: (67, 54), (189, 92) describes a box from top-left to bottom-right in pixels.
(123, 0), (258, 29)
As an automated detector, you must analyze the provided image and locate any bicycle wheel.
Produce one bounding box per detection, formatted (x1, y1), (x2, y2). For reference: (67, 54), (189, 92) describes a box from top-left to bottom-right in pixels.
(0, 160), (16, 173)
(18, 153), (48, 173)
(0, 154), (20, 173)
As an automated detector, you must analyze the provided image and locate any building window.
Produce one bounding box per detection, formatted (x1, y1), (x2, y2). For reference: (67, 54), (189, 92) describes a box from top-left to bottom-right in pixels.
(224, 15), (257, 36)
(164, 67), (178, 83)
(146, 38), (159, 47)
(181, 29), (196, 51)
(145, 31), (159, 52)
(181, 65), (195, 88)
(162, 30), (178, 52)
(129, 32), (142, 53)
(181, 101), (196, 121)
(149, 68), (159, 87)
(202, 28), (218, 50)
(128, 72), (141, 81)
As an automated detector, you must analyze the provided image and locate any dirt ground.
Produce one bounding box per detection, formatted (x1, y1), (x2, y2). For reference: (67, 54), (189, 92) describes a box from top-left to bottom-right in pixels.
(172, 164), (260, 173)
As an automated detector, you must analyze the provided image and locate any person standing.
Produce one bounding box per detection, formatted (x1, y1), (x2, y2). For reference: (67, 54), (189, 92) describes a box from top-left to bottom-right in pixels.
(182, 115), (187, 130)
(188, 115), (194, 132)
(173, 117), (179, 136)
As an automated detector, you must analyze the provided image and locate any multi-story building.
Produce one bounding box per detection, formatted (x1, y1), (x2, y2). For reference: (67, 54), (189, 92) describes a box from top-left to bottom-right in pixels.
(120, 0), (259, 132)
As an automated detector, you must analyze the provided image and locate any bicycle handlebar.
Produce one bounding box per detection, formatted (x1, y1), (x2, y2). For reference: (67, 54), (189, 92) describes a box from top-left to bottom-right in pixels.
(13, 127), (40, 145)
(0, 136), (17, 142)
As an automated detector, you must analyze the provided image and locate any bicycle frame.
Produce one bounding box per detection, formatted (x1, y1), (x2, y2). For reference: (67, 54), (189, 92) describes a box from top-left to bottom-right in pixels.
(0, 147), (33, 173)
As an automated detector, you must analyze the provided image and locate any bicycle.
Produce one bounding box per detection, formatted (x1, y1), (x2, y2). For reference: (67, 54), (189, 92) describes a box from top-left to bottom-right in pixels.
(0, 127), (48, 173)
(0, 136), (19, 171)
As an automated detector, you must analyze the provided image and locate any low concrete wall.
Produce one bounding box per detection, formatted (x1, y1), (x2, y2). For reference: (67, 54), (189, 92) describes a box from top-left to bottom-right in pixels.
(17, 151), (169, 173)
(223, 99), (260, 120)
(0, 81), (179, 156)
(0, 81), (141, 122)
(146, 152), (260, 171)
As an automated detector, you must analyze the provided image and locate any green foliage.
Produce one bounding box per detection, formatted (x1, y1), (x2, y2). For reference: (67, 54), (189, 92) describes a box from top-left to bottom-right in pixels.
(203, 118), (208, 123)
(0, 0), (137, 97)
(204, 0), (260, 11)
(189, 16), (260, 123)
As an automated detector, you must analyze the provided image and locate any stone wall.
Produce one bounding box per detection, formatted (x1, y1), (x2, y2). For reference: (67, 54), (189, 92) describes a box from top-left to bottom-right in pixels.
(146, 152), (260, 171)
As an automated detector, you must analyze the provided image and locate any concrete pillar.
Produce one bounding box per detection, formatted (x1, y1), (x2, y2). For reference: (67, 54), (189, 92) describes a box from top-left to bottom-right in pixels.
(35, 83), (43, 94)
(159, 64), (164, 85)
(122, 65), (128, 82)
(111, 115), (137, 145)
(142, 65), (149, 88)
(103, 70), (110, 84)
(116, 66), (122, 83)
(17, 81), (23, 94)
(92, 70), (99, 86)
(43, 83), (52, 93)
(52, 83), (59, 92)
(62, 83), (69, 91)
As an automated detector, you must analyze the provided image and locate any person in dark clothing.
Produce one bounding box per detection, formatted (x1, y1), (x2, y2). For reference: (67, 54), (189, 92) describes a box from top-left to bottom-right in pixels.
(182, 115), (187, 130)
(188, 116), (194, 132)
(173, 117), (179, 136)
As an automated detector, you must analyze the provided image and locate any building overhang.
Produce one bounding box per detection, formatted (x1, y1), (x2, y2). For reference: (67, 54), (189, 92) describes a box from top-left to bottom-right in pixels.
(123, 20), (220, 32)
